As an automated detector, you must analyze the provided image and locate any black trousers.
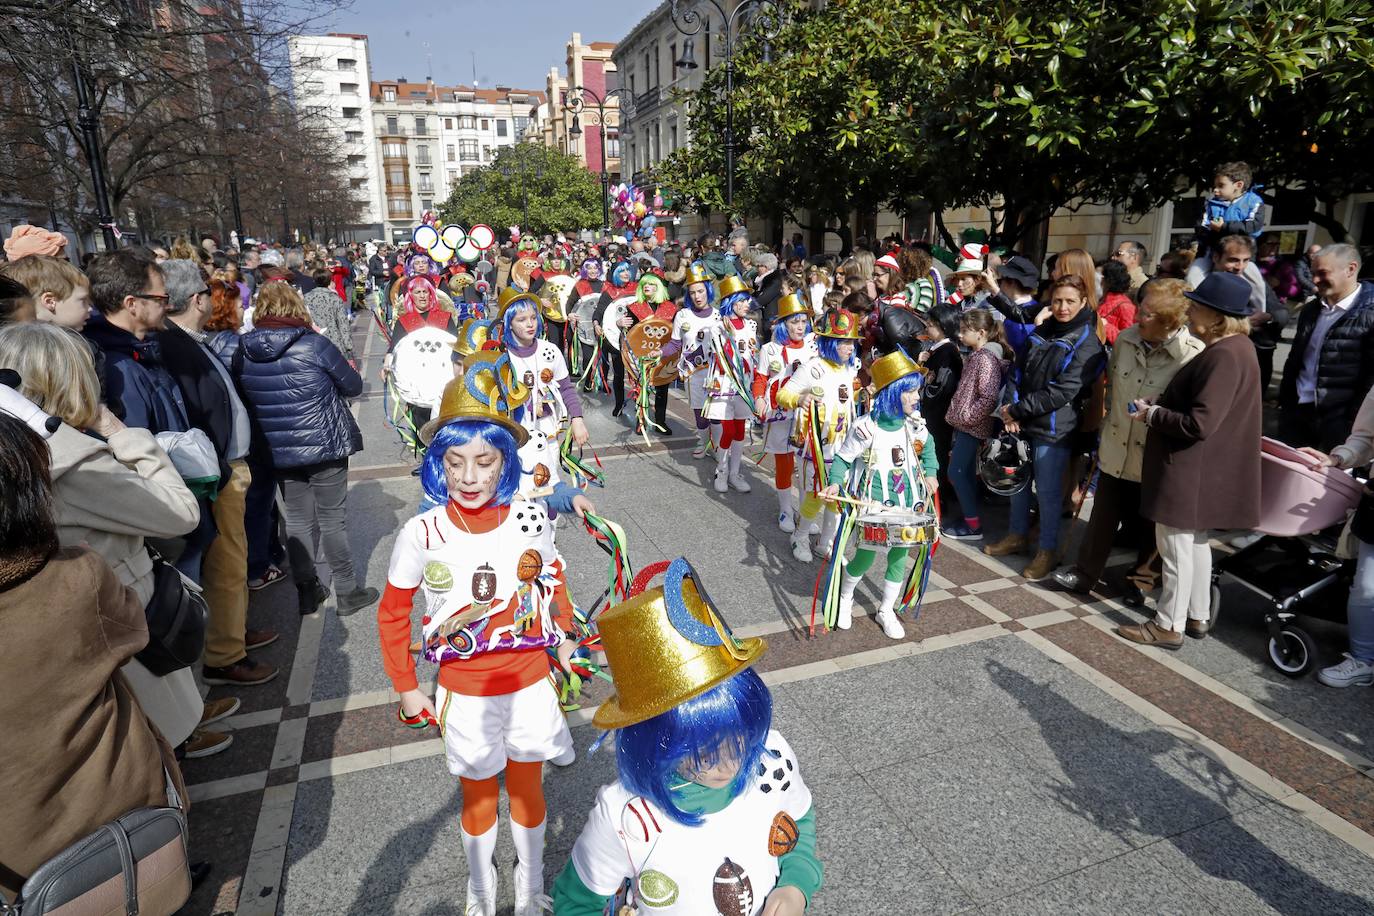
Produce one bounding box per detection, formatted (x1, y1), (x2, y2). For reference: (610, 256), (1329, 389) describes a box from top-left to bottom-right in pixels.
(1072, 472), (1160, 591)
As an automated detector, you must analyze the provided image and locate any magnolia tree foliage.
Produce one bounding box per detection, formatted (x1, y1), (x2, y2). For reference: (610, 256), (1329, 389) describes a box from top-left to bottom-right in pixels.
(657, 0), (1374, 249)
(439, 144), (604, 237)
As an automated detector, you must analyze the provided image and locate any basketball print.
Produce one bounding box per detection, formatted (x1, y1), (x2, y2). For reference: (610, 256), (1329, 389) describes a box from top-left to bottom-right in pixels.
(636, 869), (679, 908)
(712, 857), (753, 916)
(540, 367), (554, 384)
(768, 811), (800, 856)
(516, 549), (542, 582)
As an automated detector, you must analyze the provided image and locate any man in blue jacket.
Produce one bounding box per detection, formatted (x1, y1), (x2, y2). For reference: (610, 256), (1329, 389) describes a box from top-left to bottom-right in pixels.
(84, 248), (189, 435)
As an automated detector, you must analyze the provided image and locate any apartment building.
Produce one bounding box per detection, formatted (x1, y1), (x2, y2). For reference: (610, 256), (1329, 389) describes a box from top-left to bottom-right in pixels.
(542, 34), (620, 183)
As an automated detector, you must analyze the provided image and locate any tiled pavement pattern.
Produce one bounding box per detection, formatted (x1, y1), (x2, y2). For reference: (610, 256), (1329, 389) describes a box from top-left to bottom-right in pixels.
(180, 319), (1374, 914)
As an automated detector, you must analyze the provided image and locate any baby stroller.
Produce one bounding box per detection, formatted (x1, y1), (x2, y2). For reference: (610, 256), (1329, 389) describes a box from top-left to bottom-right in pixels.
(1210, 438), (1364, 677)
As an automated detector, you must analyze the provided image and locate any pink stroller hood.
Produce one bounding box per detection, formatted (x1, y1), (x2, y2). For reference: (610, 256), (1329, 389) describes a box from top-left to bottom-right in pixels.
(1258, 437), (1364, 536)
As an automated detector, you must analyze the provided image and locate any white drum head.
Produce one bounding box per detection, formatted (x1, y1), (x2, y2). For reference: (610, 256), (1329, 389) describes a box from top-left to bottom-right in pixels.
(602, 296), (635, 351)
(391, 325), (457, 411)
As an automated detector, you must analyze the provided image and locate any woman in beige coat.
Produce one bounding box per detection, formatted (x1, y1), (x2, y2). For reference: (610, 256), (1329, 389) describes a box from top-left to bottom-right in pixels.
(0, 323), (206, 748)
(1053, 279), (1204, 603)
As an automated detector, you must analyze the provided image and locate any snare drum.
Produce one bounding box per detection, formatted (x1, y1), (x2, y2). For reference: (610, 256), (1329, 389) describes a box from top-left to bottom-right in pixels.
(856, 510), (936, 549)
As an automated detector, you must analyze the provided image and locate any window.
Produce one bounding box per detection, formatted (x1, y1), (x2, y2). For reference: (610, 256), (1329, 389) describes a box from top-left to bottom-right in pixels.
(606, 131), (620, 160)
(670, 43), (677, 80)
(669, 123), (677, 152)
(339, 82), (358, 94)
(651, 125), (660, 164)
(385, 116), (398, 134)
(514, 116), (530, 136)
(416, 145), (431, 165)
(338, 58), (356, 70)
(448, 170), (458, 185)
(704, 24), (710, 69)
(480, 119), (489, 131)
(350, 178), (367, 189)
(481, 145), (492, 161)
(606, 69), (618, 93)
(653, 42), (661, 87)
(459, 139), (479, 160)
(385, 166), (407, 184)
(643, 51), (651, 89)
(299, 55), (321, 69)
(444, 118), (453, 129)
(421, 198), (433, 211)
(383, 86), (396, 101)
(446, 144), (455, 161)
(628, 70), (636, 95)
(458, 116), (476, 129)
(345, 130), (363, 142)
(302, 80), (323, 95)
(415, 116), (427, 135)
(496, 119), (507, 137)
(417, 174), (434, 193)
(387, 197), (411, 218)
(341, 106), (360, 119)
(382, 142), (406, 159)
(346, 154), (365, 165)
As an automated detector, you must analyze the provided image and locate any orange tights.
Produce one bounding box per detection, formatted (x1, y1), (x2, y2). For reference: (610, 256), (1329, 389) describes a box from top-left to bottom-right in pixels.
(774, 452), (795, 489)
(458, 759), (545, 833)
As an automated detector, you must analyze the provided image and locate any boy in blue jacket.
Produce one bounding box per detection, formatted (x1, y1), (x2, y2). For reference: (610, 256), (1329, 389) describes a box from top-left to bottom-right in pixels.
(1187, 161), (1268, 310)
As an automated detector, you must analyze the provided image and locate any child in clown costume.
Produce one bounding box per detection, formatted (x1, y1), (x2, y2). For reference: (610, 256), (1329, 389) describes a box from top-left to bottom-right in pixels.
(661, 263), (720, 458)
(552, 558), (822, 915)
(703, 274), (759, 494)
(378, 365), (591, 916)
(776, 311), (862, 562)
(752, 291), (817, 532)
(822, 350), (939, 638)
(496, 288), (591, 447)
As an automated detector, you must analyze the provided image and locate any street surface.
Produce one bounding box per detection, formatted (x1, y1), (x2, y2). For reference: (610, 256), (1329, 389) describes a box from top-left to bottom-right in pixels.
(182, 317), (1374, 915)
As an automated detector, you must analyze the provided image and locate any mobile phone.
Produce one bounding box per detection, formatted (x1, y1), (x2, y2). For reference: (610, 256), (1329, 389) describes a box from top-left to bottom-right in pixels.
(1127, 402), (1139, 414)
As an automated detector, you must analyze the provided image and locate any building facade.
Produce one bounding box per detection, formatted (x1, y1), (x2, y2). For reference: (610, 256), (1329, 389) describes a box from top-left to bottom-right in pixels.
(371, 80), (544, 242)
(288, 33), (384, 240)
(542, 34), (620, 193)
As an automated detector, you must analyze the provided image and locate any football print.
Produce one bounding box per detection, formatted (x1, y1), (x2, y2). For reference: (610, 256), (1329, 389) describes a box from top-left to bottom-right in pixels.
(768, 811), (800, 856)
(712, 857), (753, 916)
(516, 549), (542, 582)
(471, 563), (497, 603)
(636, 869), (679, 908)
(532, 463), (551, 487)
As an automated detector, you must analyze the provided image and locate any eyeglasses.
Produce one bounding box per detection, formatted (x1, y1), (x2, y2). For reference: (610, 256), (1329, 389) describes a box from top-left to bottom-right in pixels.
(133, 292), (170, 304)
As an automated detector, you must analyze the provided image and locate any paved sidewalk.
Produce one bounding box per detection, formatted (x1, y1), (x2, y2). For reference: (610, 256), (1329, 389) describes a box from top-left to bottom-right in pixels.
(180, 319), (1374, 915)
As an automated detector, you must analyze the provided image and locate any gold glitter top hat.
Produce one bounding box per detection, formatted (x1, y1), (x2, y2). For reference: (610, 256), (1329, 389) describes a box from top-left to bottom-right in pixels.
(683, 262), (712, 286)
(775, 291), (809, 321)
(869, 349), (923, 393)
(815, 309), (860, 339)
(715, 274), (749, 299)
(593, 558), (766, 730)
(420, 350), (530, 446)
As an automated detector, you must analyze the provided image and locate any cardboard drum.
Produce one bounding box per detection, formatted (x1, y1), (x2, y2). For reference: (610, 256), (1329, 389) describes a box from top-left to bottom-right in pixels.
(623, 317), (676, 386)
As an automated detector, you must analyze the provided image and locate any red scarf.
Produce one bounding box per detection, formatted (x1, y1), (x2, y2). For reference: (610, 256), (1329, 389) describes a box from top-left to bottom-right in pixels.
(628, 300), (677, 323)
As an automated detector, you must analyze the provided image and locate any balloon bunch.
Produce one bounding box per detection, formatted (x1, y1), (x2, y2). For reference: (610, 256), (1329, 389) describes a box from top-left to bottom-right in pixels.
(411, 222), (497, 265)
(610, 183), (668, 239)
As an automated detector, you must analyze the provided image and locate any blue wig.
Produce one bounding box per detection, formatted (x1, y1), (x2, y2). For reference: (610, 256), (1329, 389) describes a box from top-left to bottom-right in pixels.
(681, 280), (716, 312)
(501, 299), (544, 349)
(420, 418), (523, 508)
(719, 291), (754, 320)
(615, 666), (772, 827)
(772, 313), (812, 345)
(817, 334), (860, 369)
(872, 372), (924, 424)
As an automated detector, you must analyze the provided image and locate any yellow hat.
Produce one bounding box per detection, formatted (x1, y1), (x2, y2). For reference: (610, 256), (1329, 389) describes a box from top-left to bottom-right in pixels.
(869, 349), (923, 393)
(420, 351), (530, 446)
(451, 318), (494, 358)
(816, 309), (861, 339)
(683, 263), (711, 286)
(775, 291), (809, 321)
(715, 274), (749, 298)
(592, 558), (766, 731)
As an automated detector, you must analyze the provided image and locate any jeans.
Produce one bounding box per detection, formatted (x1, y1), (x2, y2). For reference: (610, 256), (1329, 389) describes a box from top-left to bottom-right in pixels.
(1349, 540), (1374, 663)
(1009, 438), (1072, 552)
(278, 458), (357, 595)
(948, 431), (983, 521)
(203, 460), (251, 667)
(173, 494), (218, 585)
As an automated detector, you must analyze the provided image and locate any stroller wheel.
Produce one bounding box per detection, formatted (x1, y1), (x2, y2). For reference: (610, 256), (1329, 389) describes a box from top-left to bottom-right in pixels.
(1268, 625), (1318, 678)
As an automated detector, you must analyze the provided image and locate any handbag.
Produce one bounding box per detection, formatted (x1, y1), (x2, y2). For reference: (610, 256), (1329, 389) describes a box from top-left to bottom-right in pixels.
(3, 773), (191, 916)
(134, 550), (207, 677)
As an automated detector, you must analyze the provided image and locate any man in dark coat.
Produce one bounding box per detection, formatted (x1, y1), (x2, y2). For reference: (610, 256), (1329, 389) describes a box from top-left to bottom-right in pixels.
(1278, 244), (1374, 452)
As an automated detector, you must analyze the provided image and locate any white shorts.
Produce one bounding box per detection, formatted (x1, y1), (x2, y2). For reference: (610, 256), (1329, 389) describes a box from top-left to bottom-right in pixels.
(687, 371), (708, 411)
(434, 678), (573, 780)
(760, 411), (796, 454)
(703, 392), (752, 421)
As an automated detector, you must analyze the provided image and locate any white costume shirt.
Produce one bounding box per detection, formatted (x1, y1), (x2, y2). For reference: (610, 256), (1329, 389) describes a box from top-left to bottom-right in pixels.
(780, 357), (859, 459)
(834, 414), (934, 512)
(756, 337), (818, 454)
(570, 730), (812, 916)
(671, 307), (722, 377)
(507, 339), (570, 438)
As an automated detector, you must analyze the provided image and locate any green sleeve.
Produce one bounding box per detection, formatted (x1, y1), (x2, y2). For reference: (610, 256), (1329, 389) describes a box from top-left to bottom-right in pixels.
(551, 858), (611, 916)
(932, 244), (958, 270)
(776, 807), (823, 905)
(827, 453), (853, 488)
(919, 437), (940, 477)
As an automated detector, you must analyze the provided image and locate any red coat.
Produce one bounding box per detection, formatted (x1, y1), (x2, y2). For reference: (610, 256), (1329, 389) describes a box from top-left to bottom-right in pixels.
(1098, 292), (1137, 345)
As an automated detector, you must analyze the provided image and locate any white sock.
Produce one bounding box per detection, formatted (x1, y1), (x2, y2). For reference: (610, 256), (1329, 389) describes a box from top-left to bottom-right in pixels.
(511, 819), (546, 897)
(820, 510), (840, 542)
(879, 578), (903, 615)
(841, 573), (862, 601)
(462, 823), (498, 898)
(776, 487), (794, 516)
(728, 440), (744, 475)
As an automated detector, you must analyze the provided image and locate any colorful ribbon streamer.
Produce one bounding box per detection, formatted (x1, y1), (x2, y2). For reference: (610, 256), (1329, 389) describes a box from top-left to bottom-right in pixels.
(560, 427), (606, 488)
(582, 511), (634, 607)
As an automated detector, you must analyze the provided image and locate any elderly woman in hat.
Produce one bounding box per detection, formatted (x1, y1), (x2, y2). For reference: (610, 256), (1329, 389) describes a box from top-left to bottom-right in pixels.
(1119, 272), (1262, 649)
(552, 559), (821, 916)
(377, 358), (585, 916)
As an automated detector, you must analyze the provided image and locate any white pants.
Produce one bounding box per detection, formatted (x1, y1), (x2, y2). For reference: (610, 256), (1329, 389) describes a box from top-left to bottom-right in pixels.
(435, 678), (573, 780)
(1155, 525), (1212, 632)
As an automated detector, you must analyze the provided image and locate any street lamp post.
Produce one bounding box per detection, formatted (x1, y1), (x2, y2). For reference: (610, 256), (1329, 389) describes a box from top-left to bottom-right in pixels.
(566, 86), (633, 235)
(228, 172), (244, 245)
(67, 36), (118, 251)
(670, 0), (785, 212)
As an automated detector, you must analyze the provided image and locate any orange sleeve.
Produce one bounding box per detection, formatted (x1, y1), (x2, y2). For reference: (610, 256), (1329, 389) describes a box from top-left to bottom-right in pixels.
(378, 582), (421, 692)
(751, 369), (768, 400)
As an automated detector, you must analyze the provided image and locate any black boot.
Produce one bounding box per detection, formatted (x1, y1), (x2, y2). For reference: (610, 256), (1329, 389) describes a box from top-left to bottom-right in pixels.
(297, 578), (329, 616)
(337, 585), (380, 616)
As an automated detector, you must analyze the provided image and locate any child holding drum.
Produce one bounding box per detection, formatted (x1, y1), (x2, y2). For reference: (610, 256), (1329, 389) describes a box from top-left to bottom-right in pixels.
(823, 350), (939, 638)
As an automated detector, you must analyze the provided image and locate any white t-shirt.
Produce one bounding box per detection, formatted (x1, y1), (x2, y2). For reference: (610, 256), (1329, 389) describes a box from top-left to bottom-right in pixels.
(672, 307), (722, 376)
(507, 340), (570, 437)
(570, 730), (812, 916)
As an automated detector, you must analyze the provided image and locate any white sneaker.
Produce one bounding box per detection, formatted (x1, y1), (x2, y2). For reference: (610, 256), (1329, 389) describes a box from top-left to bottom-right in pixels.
(874, 608), (906, 640)
(809, 521), (821, 535)
(465, 867), (496, 916)
(1317, 653), (1374, 688)
(514, 860), (553, 916)
(778, 511), (796, 533)
(729, 473), (752, 493)
(836, 595), (853, 630)
(692, 441), (708, 459)
(817, 540), (834, 561)
(791, 536), (813, 563)
(713, 466), (729, 493)
(549, 746), (575, 767)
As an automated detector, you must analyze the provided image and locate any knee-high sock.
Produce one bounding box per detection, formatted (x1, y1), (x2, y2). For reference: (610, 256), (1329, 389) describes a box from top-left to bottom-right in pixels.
(461, 822), (498, 898)
(820, 509), (840, 542)
(879, 578), (904, 615)
(728, 440), (745, 476)
(510, 820), (546, 896)
(840, 572), (863, 601)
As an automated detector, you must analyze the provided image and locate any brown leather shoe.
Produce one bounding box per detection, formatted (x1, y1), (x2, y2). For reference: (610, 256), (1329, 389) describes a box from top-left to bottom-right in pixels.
(1185, 617), (1212, 639)
(1022, 549), (1059, 581)
(984, 533), (1031, 557)
(199, 696), (240, 727)
(244, 628), (279, 651)
(1117, 620), (1184, 650)
(202, 657), (279, 686)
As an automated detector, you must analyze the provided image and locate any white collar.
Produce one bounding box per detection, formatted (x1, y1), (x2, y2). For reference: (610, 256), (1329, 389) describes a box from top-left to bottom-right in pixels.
(1323, 287), (1360, 312)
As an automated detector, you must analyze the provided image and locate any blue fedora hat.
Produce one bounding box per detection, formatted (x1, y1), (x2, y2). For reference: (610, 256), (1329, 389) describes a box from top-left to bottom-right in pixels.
(1184, 271), (1254, 317)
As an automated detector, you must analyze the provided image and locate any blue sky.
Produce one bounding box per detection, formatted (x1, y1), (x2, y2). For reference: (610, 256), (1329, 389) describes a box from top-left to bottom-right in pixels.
(325, 0), (661, 90)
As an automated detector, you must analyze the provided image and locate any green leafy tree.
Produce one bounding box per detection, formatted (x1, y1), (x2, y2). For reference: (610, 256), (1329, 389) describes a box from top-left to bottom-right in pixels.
(438, 144), (603, 237)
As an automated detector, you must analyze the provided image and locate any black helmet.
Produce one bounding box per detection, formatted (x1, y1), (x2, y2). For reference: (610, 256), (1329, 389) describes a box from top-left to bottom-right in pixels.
(978, 432), (1032, 497)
